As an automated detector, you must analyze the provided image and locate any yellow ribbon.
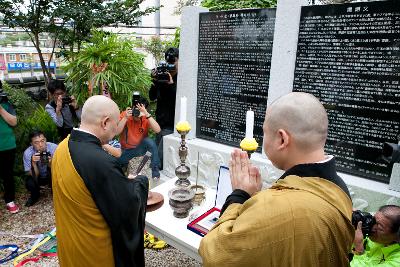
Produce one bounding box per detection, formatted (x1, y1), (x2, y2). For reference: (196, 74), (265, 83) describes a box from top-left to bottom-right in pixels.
(13, 229), (56, 266)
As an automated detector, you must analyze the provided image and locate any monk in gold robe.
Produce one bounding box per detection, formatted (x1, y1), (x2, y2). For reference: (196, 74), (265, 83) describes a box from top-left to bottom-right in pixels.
(52, 95), (148, 267)
(199, 92), (354, 267)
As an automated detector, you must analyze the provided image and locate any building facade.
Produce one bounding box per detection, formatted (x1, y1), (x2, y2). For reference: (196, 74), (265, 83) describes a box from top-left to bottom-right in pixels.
(0, 45), (57, 79)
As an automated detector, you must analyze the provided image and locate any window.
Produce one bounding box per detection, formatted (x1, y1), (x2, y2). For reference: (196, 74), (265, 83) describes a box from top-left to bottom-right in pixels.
(20, 54), (27, 61)
(9, 54), (16, 61)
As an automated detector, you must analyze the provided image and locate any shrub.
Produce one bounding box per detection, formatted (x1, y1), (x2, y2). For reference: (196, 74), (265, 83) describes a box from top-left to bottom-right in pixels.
(1, 83), (57, 192)
(64, 31), (152, 109)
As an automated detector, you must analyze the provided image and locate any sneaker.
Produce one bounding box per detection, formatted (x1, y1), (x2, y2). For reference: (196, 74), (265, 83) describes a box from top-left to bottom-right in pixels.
(6, 202), (20, 214)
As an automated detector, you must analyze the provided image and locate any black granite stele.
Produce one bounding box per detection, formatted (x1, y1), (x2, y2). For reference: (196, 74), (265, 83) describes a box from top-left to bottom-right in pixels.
(293, 0), (400, 183)
(196, 8), (276, 152)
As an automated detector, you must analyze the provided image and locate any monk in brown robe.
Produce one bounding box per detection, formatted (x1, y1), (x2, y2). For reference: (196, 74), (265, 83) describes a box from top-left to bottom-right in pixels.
(199, 92), (354, 266)
(52, 95), (148, 267)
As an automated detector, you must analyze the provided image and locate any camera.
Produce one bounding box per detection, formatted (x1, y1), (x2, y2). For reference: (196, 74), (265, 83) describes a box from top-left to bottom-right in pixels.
(352, 210), (376, 236)
(0, 89), (9, 104)
(40, 151), (51, 164)
(62, 96), (72, 106)
(131, 92), (148, 118)
(155, 48), (178, 82)
(156, 61), (176, 82)
(132, 92), (141, 117)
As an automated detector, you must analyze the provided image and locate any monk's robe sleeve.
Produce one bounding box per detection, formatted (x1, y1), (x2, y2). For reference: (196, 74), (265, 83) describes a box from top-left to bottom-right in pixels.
(86, 165), (148, 267)
(199, 191), (295, 267)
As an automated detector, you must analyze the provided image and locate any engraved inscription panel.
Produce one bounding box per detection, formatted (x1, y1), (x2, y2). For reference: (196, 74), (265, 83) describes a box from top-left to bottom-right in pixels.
(196, 9), (276, 151)
(294, 1), (400, 182)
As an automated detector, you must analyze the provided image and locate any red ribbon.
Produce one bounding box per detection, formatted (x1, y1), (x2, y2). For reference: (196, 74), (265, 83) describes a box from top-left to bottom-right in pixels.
(15, 252), (57, 267)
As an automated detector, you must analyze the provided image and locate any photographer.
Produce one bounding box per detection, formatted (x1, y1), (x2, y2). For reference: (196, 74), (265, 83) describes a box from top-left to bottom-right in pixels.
(116, 93), (161, 179)
(351, 205), (400, 266)
(0, 81), (19, 213)
(149, 47), (179, 169)
(23, 130), (57, 207)
(45, 79), (81, 140)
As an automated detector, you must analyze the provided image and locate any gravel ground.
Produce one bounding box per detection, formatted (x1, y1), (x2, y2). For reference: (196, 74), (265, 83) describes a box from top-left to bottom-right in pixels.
(0, 157), (202, 267)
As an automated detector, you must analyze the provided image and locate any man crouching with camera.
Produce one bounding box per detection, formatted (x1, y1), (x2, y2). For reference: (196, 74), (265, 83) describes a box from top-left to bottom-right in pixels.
(23, 130), (58, 207)
(117, 92), (161, 179)
(351, 205), (400, 266)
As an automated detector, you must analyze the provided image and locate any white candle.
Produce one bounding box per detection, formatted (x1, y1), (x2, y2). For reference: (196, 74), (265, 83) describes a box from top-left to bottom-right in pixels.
(180, 97), (187, 122)
(245, 109), (254, 139)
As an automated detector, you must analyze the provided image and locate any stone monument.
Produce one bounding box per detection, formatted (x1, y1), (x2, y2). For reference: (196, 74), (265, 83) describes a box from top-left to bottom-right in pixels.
(162, 0), (400, 211)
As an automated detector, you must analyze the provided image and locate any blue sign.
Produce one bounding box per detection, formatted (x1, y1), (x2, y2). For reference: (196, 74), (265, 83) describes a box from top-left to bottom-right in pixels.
(7, 62), (56, 71)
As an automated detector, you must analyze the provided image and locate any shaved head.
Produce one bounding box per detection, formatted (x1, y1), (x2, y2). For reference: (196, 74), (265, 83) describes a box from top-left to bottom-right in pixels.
(265, 92), (328, 152)
(379, 205), (400, 234)
(81, 95), (119, 125)
(80, 95), (120, 144)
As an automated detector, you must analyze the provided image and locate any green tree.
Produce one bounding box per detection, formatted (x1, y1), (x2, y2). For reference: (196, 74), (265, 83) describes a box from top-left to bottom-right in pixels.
(174, 0), (200, 15)
(0, 33), (31, 46)
(140, 36), (174, 66)
(201, 0), (277, 11)
(56, 0), (158, 60)
(0, 0), (157, 82)
(64, 31), (152, 108)
(172, 27), (181, 48)
(0, 0), (61, 82)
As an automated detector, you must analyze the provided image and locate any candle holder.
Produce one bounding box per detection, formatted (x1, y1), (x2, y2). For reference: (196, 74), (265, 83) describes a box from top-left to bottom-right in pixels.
(240, 137), (258, 158)
(175, 121), (192, 187)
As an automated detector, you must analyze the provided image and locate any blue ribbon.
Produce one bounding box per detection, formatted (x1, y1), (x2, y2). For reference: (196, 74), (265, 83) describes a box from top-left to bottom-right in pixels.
(0, 244), (19, 264)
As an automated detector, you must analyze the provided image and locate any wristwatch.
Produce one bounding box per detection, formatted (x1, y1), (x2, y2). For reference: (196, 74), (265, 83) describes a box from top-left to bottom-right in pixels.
(146, 114), (152, 119)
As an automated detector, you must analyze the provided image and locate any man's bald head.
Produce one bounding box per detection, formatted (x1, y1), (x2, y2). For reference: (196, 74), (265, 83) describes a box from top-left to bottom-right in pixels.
(265, 92), (328, 152)
(80, 95), (120, 144)
(81, 95), (119, 125)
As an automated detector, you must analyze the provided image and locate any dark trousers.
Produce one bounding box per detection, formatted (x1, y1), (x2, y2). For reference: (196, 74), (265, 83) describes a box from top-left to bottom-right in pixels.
(156, 128), (174, 170)
(0, 148), (16, 203)
(25, 172), (51, 200)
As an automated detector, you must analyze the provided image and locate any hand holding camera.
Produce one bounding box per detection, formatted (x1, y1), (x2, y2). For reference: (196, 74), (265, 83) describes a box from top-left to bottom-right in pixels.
(32, 151), (51, 165)
(131, 92), (149, 118)
(155, 61), (176, 83)
(352, 210), (376, 236)
(153, 48), (178, 83)
(135, 103), (149, 118)
(124, 107), (133, 119)
(32, 153), (41, 164)
(57, 95), (78, 110)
